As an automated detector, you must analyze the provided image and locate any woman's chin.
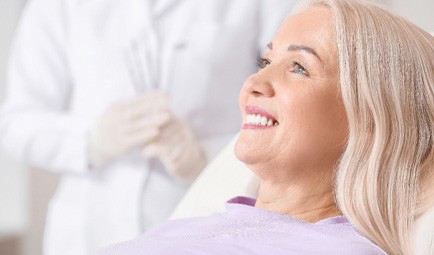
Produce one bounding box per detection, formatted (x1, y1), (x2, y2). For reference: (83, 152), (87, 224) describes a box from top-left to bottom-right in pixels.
(234, 134), (260, 165)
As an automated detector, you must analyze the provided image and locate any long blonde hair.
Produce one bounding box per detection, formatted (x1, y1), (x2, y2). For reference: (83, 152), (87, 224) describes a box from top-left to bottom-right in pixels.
(301, 0), (434, 254)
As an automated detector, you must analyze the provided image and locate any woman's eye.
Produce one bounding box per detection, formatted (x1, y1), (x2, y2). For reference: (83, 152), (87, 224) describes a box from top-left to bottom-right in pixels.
(257, 57), (271, 69)
(291, 61), (309, 76)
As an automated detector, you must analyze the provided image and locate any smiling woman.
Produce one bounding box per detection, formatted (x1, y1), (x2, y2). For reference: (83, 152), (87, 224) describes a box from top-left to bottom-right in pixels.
(235, 6), (346, 224)
(97, 0), (434, 254)
(235, 8), (346, 222)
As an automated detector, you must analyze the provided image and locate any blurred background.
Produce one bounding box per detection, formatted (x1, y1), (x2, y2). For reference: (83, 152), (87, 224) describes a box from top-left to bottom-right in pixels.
(0, 0), (433, 254)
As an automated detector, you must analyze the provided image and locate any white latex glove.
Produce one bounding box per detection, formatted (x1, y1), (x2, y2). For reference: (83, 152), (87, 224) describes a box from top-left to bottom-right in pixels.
(88, 91), (170, 168)
(142, 114), (208, 183)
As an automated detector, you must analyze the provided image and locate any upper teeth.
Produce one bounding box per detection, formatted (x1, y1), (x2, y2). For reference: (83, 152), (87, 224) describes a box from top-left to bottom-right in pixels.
(246, 114), (278, 126)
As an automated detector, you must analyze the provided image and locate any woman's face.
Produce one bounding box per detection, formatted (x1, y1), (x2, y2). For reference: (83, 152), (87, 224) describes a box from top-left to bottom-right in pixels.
(235, 7), (348, 181)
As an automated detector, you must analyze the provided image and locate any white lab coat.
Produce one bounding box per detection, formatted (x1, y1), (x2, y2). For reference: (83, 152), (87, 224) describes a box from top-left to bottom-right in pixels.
(0, 0), (296, 254)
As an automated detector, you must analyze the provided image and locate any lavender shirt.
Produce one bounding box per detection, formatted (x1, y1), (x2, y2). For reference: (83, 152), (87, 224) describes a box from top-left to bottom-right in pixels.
(98, 197), (386, 255)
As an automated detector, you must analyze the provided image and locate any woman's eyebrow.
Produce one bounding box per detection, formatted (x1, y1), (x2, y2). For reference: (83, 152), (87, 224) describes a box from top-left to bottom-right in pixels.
(266, 42), (322, 62)
(287, 44), (322, 62)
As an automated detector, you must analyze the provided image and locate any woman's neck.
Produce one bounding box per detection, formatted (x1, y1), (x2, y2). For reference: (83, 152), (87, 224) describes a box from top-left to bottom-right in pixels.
(255, 179), (341, 223)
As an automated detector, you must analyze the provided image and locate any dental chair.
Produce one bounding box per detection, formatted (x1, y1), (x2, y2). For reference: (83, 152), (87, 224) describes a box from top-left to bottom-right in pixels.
(171, 136), (434, 255)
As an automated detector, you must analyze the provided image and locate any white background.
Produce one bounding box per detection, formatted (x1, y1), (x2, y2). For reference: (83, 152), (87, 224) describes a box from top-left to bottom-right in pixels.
(0, 0), (433, 254)
(0, 0), (27, 238)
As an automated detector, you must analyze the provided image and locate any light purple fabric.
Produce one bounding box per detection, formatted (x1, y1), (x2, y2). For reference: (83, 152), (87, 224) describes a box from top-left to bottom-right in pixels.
(97, 197), (386, 255)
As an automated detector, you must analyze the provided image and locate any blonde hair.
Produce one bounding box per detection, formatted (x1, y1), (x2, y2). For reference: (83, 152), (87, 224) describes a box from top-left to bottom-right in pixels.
(301, 0), (434, 254)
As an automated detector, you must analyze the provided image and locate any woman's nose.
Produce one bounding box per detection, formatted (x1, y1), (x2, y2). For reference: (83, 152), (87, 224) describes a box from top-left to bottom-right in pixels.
(242, 72), (275, 97)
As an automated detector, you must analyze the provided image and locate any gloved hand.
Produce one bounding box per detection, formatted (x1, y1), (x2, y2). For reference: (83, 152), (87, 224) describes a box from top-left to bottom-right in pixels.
(142, 114), (208, 183)
(88, 91), (170, 168)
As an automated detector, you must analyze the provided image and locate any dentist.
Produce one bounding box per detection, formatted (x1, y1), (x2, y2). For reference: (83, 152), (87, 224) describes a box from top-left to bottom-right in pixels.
(0, 0), (297, 254)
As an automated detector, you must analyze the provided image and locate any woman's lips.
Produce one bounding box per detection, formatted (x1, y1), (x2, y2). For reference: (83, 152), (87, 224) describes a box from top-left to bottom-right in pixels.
(242, 105), (279, 129)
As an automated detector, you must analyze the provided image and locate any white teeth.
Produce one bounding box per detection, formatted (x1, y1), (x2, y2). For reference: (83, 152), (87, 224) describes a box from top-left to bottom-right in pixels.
(245, 114), (278, 126)
(255, 115), (261, 124)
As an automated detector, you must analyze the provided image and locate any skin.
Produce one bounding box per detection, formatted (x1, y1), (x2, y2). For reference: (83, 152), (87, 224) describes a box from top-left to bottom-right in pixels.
(234, 7), (348, 223)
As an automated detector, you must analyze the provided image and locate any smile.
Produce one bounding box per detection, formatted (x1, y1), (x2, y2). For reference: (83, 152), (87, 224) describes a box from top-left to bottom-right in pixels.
(243, 105), (279, 129)
(245, 114), (279, 126)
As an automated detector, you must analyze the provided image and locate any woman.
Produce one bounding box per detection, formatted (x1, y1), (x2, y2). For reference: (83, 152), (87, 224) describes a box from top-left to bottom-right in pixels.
(0, 0), (296, 254)
(99, 0), (434, 254)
